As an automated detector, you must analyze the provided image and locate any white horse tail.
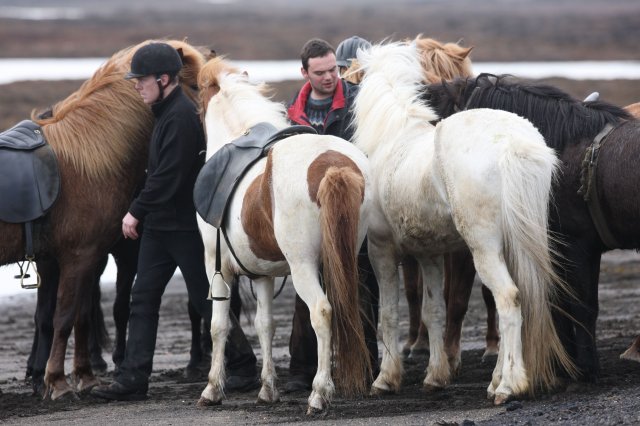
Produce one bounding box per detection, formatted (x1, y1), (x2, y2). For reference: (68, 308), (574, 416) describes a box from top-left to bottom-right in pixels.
(317, 165), (372, 397)
(500, 140), (577, 393)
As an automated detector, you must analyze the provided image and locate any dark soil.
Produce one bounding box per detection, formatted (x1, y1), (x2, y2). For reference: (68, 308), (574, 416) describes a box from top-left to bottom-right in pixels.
(1, 251), (639, 425)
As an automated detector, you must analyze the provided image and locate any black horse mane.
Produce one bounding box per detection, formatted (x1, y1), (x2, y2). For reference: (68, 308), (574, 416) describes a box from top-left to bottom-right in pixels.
(422, 73), (632, 151)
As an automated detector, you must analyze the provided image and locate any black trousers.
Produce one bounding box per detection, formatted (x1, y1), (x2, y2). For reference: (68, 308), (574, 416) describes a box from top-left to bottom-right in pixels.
(288, 246), (380, 380)
(116, 228), (256, 388)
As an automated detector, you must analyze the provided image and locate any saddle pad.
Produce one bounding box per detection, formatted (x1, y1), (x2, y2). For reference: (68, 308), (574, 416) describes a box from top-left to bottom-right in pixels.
(194, 123), (316, 227)
(0, 120), (61, 223)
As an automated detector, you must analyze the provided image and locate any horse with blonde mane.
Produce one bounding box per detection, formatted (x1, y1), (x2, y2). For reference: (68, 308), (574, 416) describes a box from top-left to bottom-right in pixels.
(195, 57), (372, 414)
(352, 41), (576, 404)
(0, 39), (206, 400)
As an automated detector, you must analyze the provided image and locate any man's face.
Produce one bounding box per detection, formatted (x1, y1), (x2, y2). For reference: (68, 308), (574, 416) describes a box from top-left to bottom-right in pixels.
(301, 53), (339, 100)
(133, 75), (161, 104)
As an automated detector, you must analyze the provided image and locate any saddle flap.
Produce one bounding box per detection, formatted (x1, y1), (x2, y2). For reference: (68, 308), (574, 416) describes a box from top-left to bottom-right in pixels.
(0, 121), (60, 223)
(193, 123), (317, 228)
(0, 120), (46, 150)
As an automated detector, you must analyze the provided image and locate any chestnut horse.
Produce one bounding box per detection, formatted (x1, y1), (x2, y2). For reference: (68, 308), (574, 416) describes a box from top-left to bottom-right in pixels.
(422, 73), (635, 380)
(0, 39), (206, 399)
(196, 58), (372, 414)
(352, 41), (575, 404)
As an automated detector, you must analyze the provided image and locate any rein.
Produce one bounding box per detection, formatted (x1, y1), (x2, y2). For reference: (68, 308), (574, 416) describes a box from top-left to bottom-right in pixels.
(577, 123), (620, 249)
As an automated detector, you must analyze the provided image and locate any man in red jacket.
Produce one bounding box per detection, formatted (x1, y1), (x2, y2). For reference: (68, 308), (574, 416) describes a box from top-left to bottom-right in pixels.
(285, 38), (379, 393)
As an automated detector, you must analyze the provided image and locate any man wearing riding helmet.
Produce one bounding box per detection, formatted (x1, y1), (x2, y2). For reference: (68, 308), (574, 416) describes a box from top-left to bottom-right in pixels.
(92, 42), (257, 401)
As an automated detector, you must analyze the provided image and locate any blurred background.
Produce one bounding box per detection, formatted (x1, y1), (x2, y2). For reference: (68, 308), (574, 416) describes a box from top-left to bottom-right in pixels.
(1, 0), (639, 130)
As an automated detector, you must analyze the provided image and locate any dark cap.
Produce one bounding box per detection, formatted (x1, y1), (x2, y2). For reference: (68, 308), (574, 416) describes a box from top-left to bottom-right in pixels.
(336, 36), (371, 67)
(125, 42), (183, 80)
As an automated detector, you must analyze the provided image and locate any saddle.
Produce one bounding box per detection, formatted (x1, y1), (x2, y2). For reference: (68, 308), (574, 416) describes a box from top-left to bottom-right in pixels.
(194, 123), (317, 228)
(0, 120), (60, 223)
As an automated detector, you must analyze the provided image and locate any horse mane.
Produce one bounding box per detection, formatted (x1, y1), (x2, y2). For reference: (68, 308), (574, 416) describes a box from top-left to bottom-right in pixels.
(198, 56), (289, 137)
(32, 39), (205, 182)
(353, 41), (439, 156)
(414, 35), (474, 83)
(423, 73), (632, 151)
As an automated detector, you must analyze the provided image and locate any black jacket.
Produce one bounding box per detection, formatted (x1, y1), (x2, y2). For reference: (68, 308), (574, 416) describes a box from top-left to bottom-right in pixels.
(128, 86), (205, 231)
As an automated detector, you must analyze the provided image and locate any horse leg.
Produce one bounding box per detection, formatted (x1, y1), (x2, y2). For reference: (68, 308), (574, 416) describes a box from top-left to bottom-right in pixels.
(620, 336), (640, 362)
(368, 240), (403, 395)
(252, 276), (278, 403)
(417, 255), (450, 391)
(88, 255), (109, 375)
(401, 256), (422, 355)
(401, 256), (430, 359)
(481, 284), (499, 360)
(198, 294), (229, 406)
(29, 259), (59, 397)
(289, 263), (334, 414)
(472, 250), (527, 404)
(45, 256), (101, 400)
(111, 238), (138, 370)
(443, 249), (476, 374)
(557, 241), (602, 381)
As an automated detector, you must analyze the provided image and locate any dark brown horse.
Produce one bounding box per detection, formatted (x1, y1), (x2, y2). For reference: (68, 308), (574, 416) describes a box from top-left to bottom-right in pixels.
(0, 39), (206, 399)
(422, 73), (635, 381)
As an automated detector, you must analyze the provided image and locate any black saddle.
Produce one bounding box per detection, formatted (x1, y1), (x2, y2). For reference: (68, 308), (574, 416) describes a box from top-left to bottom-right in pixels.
(194, 123), (316, 227)
(0, 120), (60, 223)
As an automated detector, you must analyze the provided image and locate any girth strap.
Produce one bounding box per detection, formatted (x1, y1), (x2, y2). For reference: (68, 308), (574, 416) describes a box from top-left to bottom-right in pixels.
(578, 123), (619, 249)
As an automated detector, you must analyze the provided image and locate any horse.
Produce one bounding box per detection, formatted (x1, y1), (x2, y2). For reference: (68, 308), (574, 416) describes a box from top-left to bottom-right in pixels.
(0, 39), (206, 400)
(399, 36), (501, 361)
(195, 57), (373, 414)
(421, 72), (635, 380)
(352, 41), (576, 404)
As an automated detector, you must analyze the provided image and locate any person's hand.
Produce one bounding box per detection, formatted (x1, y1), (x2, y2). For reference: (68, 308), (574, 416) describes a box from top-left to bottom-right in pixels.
(122, 212), (140, 240)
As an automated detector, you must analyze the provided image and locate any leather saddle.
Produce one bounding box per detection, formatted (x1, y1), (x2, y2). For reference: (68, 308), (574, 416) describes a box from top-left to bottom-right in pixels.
(194, 122), (317, 228)
(0, 120), (61, 223)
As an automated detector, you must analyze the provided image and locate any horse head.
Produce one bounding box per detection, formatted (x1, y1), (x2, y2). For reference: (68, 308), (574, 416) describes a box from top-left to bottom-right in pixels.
(414, 35), (474, 84)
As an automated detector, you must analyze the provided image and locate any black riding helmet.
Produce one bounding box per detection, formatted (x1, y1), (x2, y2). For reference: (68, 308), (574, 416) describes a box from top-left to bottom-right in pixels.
(336, 36), (371, 68)
(125, 42), (183, 80)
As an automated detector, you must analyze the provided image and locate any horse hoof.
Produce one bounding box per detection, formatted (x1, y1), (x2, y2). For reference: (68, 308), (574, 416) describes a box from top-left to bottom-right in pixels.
(620, 348), (640, 363)
(196, 396), (221, 407)
(306, 405), (328, 416)
(493, 392), (512, 405)
(482, 349), (499, 362)
(370, 385), (395, 396)
(423, 383), (445, 393)
(50, 388), (78, 401)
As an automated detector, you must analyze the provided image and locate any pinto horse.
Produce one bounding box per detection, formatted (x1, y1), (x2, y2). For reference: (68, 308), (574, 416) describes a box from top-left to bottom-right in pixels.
(422, 73), (635, 380)
(352, 41), (576, 404)
(195, 58), (373, 414)
(0, 39), (206, 400)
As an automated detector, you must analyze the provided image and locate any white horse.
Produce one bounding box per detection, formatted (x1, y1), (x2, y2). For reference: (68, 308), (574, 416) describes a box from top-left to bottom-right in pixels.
(352, 42), (576, 404)
(195, 57), (373, 414)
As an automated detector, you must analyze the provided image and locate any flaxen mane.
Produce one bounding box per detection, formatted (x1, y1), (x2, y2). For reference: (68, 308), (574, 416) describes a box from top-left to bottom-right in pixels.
(33, 40), (205, 183)
(414, 36), (473, 83)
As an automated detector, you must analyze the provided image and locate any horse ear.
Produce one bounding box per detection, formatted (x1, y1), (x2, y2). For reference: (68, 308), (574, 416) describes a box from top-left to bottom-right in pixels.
(460, 46), (474, 59)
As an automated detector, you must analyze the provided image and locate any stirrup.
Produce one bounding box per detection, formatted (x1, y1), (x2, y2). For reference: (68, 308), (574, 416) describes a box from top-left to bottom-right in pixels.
(15, 256), (41, 289)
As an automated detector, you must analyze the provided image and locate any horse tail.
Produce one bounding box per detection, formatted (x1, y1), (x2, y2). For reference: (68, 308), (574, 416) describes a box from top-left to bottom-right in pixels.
(499, 140), (577, 393)
(317, 165), (372, 397)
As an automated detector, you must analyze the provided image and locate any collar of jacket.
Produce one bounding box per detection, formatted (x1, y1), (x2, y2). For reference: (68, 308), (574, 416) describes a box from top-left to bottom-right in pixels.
(287, 80), (346, 126)
(151, 85), (183, 117)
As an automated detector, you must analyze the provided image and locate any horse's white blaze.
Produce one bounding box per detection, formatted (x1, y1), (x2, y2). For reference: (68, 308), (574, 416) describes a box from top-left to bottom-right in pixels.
(196, 60), (372, 412)
(354, 42), (563, 402)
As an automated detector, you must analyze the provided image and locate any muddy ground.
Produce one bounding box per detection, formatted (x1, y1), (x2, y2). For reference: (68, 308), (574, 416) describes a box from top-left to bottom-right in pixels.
(0, 250), (639, 425)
